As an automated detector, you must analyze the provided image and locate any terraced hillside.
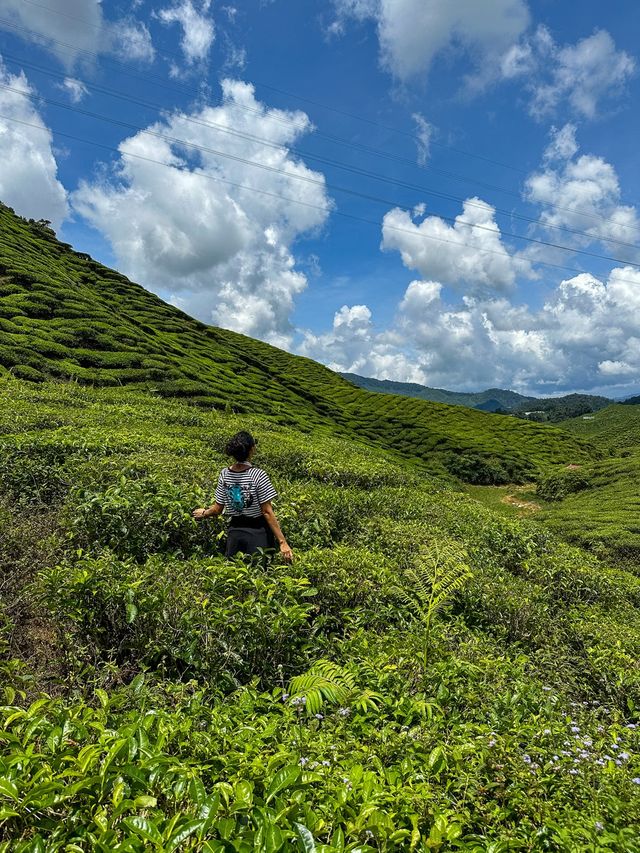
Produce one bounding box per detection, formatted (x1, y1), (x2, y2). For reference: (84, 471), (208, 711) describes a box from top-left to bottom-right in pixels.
(561, 404), (640, 455)
(537, 405), (640, 563)
(0, 203), (595, 481)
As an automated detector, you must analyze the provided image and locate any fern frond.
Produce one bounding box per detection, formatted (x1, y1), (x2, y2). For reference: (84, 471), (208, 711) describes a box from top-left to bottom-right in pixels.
(288, 660), (354, 715)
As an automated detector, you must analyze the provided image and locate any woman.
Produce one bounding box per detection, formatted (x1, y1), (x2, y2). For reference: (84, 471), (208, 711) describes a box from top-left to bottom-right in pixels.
(193, 431), (293, 563)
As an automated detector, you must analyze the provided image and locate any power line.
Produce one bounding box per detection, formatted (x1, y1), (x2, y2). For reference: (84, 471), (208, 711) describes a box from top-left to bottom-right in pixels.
(3, 12), (640, 235)
(3, 79), (640, 270)
(3, 110), (640, 289)
(15, 0), (527, 174)
(5, 50), (640, 253)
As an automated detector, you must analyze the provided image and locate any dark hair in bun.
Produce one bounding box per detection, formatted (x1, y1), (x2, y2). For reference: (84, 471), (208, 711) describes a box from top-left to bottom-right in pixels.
(225, 431), (256, 462)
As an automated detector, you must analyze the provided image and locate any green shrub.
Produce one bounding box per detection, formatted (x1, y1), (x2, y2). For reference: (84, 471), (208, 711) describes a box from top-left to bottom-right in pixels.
(538, 467), (593, 501)
(444, 451), (533, 485)
(64, 474), (222, 561)
(39, 552), (317, 685)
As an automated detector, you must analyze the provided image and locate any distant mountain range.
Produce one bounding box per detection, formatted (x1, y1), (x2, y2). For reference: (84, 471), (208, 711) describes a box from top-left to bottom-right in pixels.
(341, 373), (613, 422)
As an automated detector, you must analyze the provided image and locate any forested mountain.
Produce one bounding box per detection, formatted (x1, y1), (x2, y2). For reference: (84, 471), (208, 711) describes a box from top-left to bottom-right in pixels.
(341, 372), (535, 410)
(343, 372), (612, 420)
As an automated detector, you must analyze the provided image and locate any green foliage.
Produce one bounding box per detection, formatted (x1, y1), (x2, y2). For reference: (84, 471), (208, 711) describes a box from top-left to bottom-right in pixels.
(398, 540), (472, 675)
(0, 372), (639, 847)
(65, 475), (221, 561)
(444, 451), (533, 484)
(39, 552), (318, 685)
(537, 467), (592, 501)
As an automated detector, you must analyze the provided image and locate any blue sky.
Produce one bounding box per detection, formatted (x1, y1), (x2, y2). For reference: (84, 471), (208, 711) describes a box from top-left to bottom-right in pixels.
(0, 0), (639, 395)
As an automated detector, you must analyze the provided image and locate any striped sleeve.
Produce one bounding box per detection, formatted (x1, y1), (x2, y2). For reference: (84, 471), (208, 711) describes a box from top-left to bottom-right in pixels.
(255, 469), (277, 504)
(215, 471), (226, 505)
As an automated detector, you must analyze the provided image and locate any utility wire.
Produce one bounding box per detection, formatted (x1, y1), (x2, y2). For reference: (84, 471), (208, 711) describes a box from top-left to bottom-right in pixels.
(5, 50), (640, 253)
(2, 14), (640, 235)
(3, 80), (640, 270)
(3, 110), (640, 289)
(15, 0), (527, 174)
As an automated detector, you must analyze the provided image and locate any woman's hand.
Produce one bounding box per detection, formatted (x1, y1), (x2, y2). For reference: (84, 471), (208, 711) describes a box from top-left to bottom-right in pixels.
(279, 541), (293, 563)
(192, 508), (208, 520)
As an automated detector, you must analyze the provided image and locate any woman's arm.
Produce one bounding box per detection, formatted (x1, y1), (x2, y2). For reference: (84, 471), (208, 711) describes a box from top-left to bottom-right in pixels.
(192, 502), (224, 520)
(260, 501), (293, 562)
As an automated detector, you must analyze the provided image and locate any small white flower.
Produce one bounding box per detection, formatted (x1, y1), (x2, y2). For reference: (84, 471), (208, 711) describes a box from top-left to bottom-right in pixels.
(299, 757), (309, 766)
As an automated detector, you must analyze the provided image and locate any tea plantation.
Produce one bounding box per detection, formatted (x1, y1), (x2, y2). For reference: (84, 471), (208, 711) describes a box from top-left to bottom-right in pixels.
(0, 203), (595, 484)
(535, 406), (640, 563)
(1, 203), (640, 850)
(1, 379), (640, 852)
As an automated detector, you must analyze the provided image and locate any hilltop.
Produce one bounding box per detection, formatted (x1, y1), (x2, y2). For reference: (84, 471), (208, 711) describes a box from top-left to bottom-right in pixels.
(0, 202), (595, 482)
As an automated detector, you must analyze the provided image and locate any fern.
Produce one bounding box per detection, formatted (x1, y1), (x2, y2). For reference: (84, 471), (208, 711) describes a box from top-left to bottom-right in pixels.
(397, 540), (472, 678)
(288, 659), (381, 716)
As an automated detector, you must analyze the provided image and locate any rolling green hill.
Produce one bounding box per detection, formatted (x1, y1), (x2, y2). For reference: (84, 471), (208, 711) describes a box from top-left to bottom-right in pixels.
(561, 403), (640, 455)
(0, 202), (596, 482)
(534, 405), (640, 562)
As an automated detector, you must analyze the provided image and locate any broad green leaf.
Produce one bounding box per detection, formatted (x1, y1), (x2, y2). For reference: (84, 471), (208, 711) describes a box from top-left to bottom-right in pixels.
(294, 822), (316, 853)
(130, 673), (145, 696)
(265, 823), (284, 853)
(265, 765), (301, 803)
(165, 819), (204, 852)
(188, 777), (207, 808)
(133, 795), (157, 808)
(123, 816), (163, 846)
(0, 808), (19, 819)
(126, 601), (138, 624)
(0, 778), (18, 801)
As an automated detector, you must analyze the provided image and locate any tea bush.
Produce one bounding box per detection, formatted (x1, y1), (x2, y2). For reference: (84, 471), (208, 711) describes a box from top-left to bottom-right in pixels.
(537, 467), (592, 501)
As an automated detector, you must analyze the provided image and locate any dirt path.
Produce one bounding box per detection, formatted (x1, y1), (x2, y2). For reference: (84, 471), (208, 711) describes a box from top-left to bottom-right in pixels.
(500, 485), (542, 513)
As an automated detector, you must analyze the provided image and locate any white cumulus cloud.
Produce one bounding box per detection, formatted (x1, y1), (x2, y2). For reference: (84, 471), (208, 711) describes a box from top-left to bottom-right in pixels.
(381, 198), (531, 293)
(299, 301), (427, 383)
(157, 0), (215, 66)
(301, 264), (640, 395)
(0, 0), (154, 67)
(332, 0), (529, 81)
(525, 125), (640, 262)
(72, 80), (331, 348)
(0, 59), (68, 228)
(58, 76), (88, 103)
(500, 26), (635, 119)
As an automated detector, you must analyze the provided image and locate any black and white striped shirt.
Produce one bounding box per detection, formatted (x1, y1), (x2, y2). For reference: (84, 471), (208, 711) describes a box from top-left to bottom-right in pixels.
(215, 465), (278, 518)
